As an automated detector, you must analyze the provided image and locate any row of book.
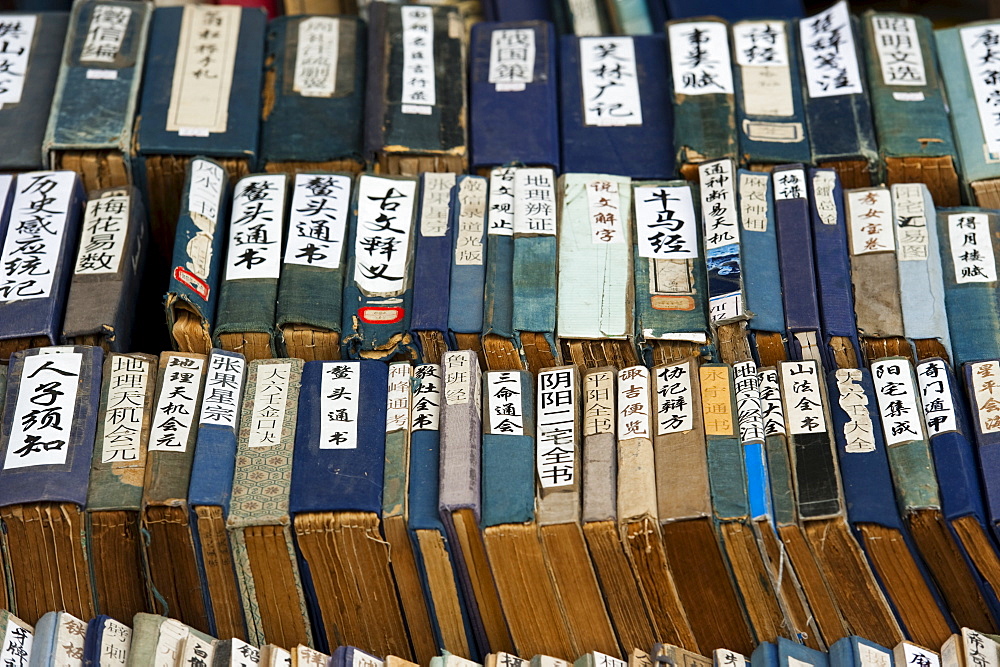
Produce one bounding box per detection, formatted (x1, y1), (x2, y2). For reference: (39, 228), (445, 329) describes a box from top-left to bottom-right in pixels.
(8, 342), (1000, 661)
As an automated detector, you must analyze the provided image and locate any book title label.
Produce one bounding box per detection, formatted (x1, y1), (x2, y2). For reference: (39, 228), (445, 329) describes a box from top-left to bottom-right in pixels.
(733, 21), (795, 117)
(486, 371), (524, 436)
(53, 612), (86, 666)
(148, 355), (204, 452)
(898, 644), (939, 667)
(812, 172), (838, 225)
(354, 175), (417, 296)
(580, 36), (643, 126)
(858, 644), (892, 667)
(948, 212), (997, 283)
(179, 637), (215, 667)
(739, 172), (770, 232)
(779, 360), (827, 435)
(700, 160), (744, 323)
(412, 364), (441, 431)
(634, 184), (698, 259)
(101, 355), (151, 464)
(443, 351), (480, 411)
(734, 21), (789, 66)
(773, 168), (807, 201)
(0, 622), (32, 667)
(847, 188), (894, 255)
(916, 359), (957, 436)
(4, 352), (82, 470)
(166, 5), (240, 135)
(714, 650), (747, 667)
(188, 159), (225, 232)
(455, 177), (486, 266)
(319, 362), (359, 449)
(487, 167), (515, 236)
(153, 618), (188, 667)
(800, 1), (864, 98)
(871, 359), (924, 446)
(872, 16), (926, 87)
(668, 21), (734, 96)
(962, 630), (999, 667)
(834, 368), (876, 453)
(583, 369), (615, 437)
(80, 5), (132, 64)
(891, 183), (929, 261)
(587, 179), (624, 244)
(293, 17), (339, 98)
(284, 174), (351, 270)
(351, 650), (383, 667)
(226, 175), (287, 281)
(655, 362), (694, 435)
(494, 655), (528, 667)
(961, 25), (1000, 156)
(295, 647), (327, 667)
(0, 15), (36, 108)
(230, 638), (259, 667)
(734, 361), (765, 443)
(247, 362), (290, 448)
(618, 366), (651, 439)
(420, 173), (455, 237)
(0, 171), (76, 303)
(488, 28), (535, 92)
(386, 362), (411, 433)
(537, 367), (577, 489)
(970, 361), (1000, 434)
(700, 366), (734, 437)
(99, 617), (131, 665)
(74, 192), (130, 276)
(400, 6), (436, 114)
(513, 168), (556, 235)
(758, 369), (787, 436)
(199, 352), (245, 430)
(592, 653), (626, 667)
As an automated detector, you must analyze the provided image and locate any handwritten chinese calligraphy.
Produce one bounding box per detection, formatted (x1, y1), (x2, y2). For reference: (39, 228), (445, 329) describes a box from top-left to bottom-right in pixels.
(654, 362), (693, 435)
(489, 28), (534, 92)
(739, 172), (769, 232)
(700, 160), (743, 322)
(811, 171), (838, 225)
(916, 359), (957, 436)
(101, 355), (150, 463)
(962, 629), (999, 667)
(668, 21), (734, 96)
(778, 360), (827, 435)
(411, 364), (441, 431)
(226, 175), (286, 281)
(486, 371), (523, 436)
(871, 359), (923, 446)
(800, 1), (864, 98)
(714, 650), (747, 667)
(284, 173), (350, 270)
(148, 355), (204, 453)
(231, 638), (260, 667)
(488, 167), (516, 236)
(513, 168), (556, 235)
(53, 613), (86, 664)
(634, 184), (698, 259)
(0, 15), (36, 107)
(872, 16), (926, 87)
(834, 368), (875, 453)
(891, 183), (928, 261)
(420, 172), (455, 237)
(773, 168), (806, 202)
(734, 361), (765, 443)
(583, 369), (614, 437)
(351, 649), (384, 667)
(733, 21), (794, 118)
(758, 369), (786, 436)
(961, 24), (1000, 156)
(700, 366), (734, 436)
(400, 6), (436, 115)
(537, 367), (576, 489)
(898, 643), (939, 667)
(353, 175), (417, 295)
(98, 618), (131, 665)
(319, 361), (358, 450)
(199, 352), (245, 429)
(0, 621), (32, 667)
(386, 362), (410, 433)
(293, 17), (339, 98)
(74, 191), (129, 276)
(580, 36), (643, 126)
(180, 637), (215, 667)
(4, 352), (82, 469)
(846, 188), (894, 255)
(80, 5), (131, 66)
(592, 653), (626, 667)
(587, 179), (623, 244)
(618, 366), (650, 439)
(455, 177), (486, 266)
(443, 351), (479, 410)
(970, 361), (1000, 434)
(247, 362), (290, 448)
(948, 212), (997, 283)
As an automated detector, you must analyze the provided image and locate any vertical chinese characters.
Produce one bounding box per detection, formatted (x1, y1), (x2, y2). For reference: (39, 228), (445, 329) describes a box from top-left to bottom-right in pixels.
(74, 192), (129, 276)
(779, 361), (827, 435)
(916, 360), (957, 436)
(970, 361), (1000, 434)
(455, 177), (486, 266)
(699, 160), (743, 322)
(488, 28), (535, 92)
(319, 361), (359, 449)
(655, 362), (693, 435)
(0, 15), (37, 106)
(247, 362), (291, 448)
(668, 21), (734, 96)
(891, 184), (928, 261)
(872, 16), (926, 86)
(536, 368), (576, 489)
(633, 184), (698, 260)
(226, 175), (287, 281)
(199, 352), (245, 429)
(101, 355), (150, 463)
(847, 188), (894, 254)
(487, 168), (516, 236)
(617, 366), (650, 439)
(486, 371), (523, 435)
(411, 364), (441, 431)
(293, 17), (339, 98)
(800, 0), (864, 98)
(386, 362), (410, 433)
(419, 173), (454, 238)
(400, 6), (436, 115)
(738, 173), (769, 233)
(353, 176), (417, 296)
(583, 369), (614, 437)
(147, 355), (204, 452)
(586, 179), (623, 245)
(285, 174), (350, 270)
(734, 361), (764, 443)
(79, 5), (132, 64)
(579, 36), (643, 127)
(513, 168), (556, 235)
(948, 212), (997, 283)
(834, 368), (875, 453)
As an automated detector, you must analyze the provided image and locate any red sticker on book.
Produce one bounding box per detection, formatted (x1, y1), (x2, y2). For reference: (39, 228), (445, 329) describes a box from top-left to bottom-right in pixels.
(359, 307), (404, 324)
(173, 267), (210, 301)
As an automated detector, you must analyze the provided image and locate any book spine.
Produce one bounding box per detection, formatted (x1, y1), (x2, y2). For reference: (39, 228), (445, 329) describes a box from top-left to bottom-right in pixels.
(581, 367), (616, 523)
(964, 360), (1000, 529)
(772, 165), (820, 349)
(448, 176), (488, 337)
(617, 365), (657, 523)
(701, 364), (751, 522)
(482, 168), (516, 341)
(438, 350), (483, 514)
(535, 365), (582, 523)
(759, 368), (797, 527)
(609, 0), (653, 34)
(410, 173), (457, 338)
(737, 170), (785, 335)
(698, 159), (747, 329)
(511, 168), (558, 355)
(481, 369), (536, 526)
(409, 364), (447, 530)
(383, 361), (412, 521)
(733, 360), (771, 521)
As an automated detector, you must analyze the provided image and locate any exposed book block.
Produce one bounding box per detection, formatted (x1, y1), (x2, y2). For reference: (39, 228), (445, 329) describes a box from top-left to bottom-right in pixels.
(260, 16), (366, 175)
(963, 361), (1000, 549)
(275, 173), (352, 361)
(282, 0), (356, 16)
(44, 0), (151, 191)
(481, 167), (524, 372)
(365, 4), (467, 175)
(411, 173), (457, 364)
(447, 175), (489, 358)
(83, 615), (132, 665)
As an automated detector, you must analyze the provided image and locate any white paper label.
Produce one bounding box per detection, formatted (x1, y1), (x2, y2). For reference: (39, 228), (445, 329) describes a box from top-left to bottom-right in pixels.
(970, 361), (1000, 434)
(230, 638), (259, 667)
(0, 171), (77, 303)
(916, 359), (957, 436)
(634, 184), (699, 259)
(0, 15), (37, 107)
(566, 0), (601, 35)
(179, 637), (215, 667)
(774, 168), (807, 201)
(247, 362), (291, 448)
(412, 364), (441, 431)
(199, 352), (245, 429)
(74, 193), (129, 275)
(734, 22), (789, 66)
(294, 647), (328, 667)
(858, 644), (892, 667)
(455, 177), (486, 266)
(847, 188), (894, 255)
(591, 653), (626, 667)
(655, 362), (694, 435)
(266, 647), (291, 667)
(98, 618), (131, 665)
(513, 168), (556, 235)
(733, 22), (794, 117)
(835, 368), (876, 453)
(284, 174), (351, 270)
(580, 36), (643, 126)
(486, 371), (524, 436)
(386, 362), (411, 433)
(891, 183), (928, 261)
(420, 172), (455, 237)
(487, 167), (516, 236)
(618, 366), (651, 439)
(101, 355), (151, 463)
(188, 159), (225, 229)
(401, 6), (436, 112)
(351, 650), (383, 667)
(153, 619), (188, 667)
(80, 5), (132, 63)
(668, 21), (734, 95)
(779, 360), (827, 435)
(894, 91), (924, 101)
(871, 359), (923, 446)
(583, 368), (615, 437)
(812, 171), (838, 225)
(148, 356), (204, 452)
(800, 1), (864, 98)
(788, 659), (813, 667)
(354, 175), (417, 296)
(489, 28), (534, 91)
(537, 367), (576, 489)
(318, 362), (358, 449)
(700, 160), (739, 250)
(53, 613), (86, 666)
(226, 175), (287, 281)
(494, 655), (528, 667)
(714, 650), (747, 667)
(166, 6), (240, 133)
(443, 351), (477, 407)
(87, 69), (117, 82)
(963, 630), (999, 667)
(734, 361), (764, 444)
(739, 172), (769, 232)
(758, 369), (786, 436)
(948, 212), (997, 283)
(899, 644), (940, 667)
(962, 25), (1000, 156)
(872, 16), (926, 87)
(294, 17), (339, 98)
(587, 179), (624, 244)
(0, 621), (32, 667)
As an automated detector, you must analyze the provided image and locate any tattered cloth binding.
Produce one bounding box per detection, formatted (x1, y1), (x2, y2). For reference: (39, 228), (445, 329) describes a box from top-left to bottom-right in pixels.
(411, 173), (457, 364)
(260, 16), (366, 175)
(481, 167), (524, 372)
(447, 175), (489, 359)
(44, 0), (151, 192)
(365, 3), (467, 175)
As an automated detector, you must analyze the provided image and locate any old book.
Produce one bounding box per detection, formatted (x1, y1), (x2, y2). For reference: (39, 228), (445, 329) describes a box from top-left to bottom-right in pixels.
(940, 630), (1000, 667)
(211, 638), (259, 666)
(134, 6), (264, 260)
(290, 360), (410, 659)
(188, 349), (248, 641)
(650, 643), (710, 667)
(276, 173), (352, 361)
(86, 352), (157, 624)
(558, 174), (638, 370)
(963, 361), (1000, 565)
(0, 611), (33, 665)
(731, 19), (812, 168)
(553, 0), (609, 34)
(331, 647), (384, 667)
(84, 615), (132, 666)
(260, 16), (366, 174)
(579, 367), (656, 653)
(290, 645), (330, 667)
(411, 173), (457, 364)
(259, 645), (291, 667)
(830, 637), (895, 667)
(798, 1), (877, 189)
(141, 351), (209, 633)
(178, 632), (218, 667)
(860, 12), (960, 207)
(164, 159), (230, 355)
(125, 614), (214, 667)
(31, 610), (88, 666)
(365, 4), (467, 175)
(826, 366), (953, 648)
(227, 358), (311, 649)
(62, 187), (148, 352)
(44, 0), (150, 191)
(214, 174), (288, 362)
(448, 175), (489, 358)
(631, 180), (710, 366)
(469, 22), (559, 173)
(897, 645), (941, 667)
(560, 35), (673, 178)
(0, 172), (84, 359)
(341, 174), (420, 361)
(481, 167), (523, 371)
(667, 17), (737, 180)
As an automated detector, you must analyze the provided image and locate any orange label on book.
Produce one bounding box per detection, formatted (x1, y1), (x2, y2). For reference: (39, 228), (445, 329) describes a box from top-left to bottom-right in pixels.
(700, 366), (734, 436)
(651, 295), (695, 311)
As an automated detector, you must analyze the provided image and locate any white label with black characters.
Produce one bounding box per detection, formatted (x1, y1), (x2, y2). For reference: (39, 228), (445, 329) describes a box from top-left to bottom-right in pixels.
(668, 21), (734, 96)
(420, 172), (455, 238)
(800, 1), (864, 98)
(412, 364), (441, 431)
(488, 167), (516, 236)
(779, 360), (827, 435)
(400, 6), (436, 114)
(455, 177), (486, 266)
(488, 28), (535, 92)
(758, 369), (786, 436)
(948, 212), (997, 283)
(634, 185), (699, 259)
(247, 363), (291, 448)
(871, 359), (923, 446)
(773, 169), (807, 201)
(284, 174), (351, 270)
(199, 353), (245, 429)
(580, 36), (643, 126)
(101, 355), (151, 464)
(386, 362), (411, 433)
(148, 356), (204, 453)
(319, 362), (359, 450)
(739, 172), (769, 233)
(0, 15), (37, 108)
(293, 17), (339, 98)
(354, 175), (417, 296)
(961, 24), (1000, 157)
(587, 179), (624, 244)
(537, 368), (576, 489)
(734, 361), (765, 444)
(847, 188), (894, 255)
(891, 183), (928, 261)
(617, 366), (651, 439)
(655, 362), (694, 435)
(486, 371), (524, 436)
(835, 368), (876, 453)
(916, 359), (957, 436)
(583, 369), (615, 437)
(98, 618), (131, 665)
(226, 175), (287, 281)
(74, 193), (130, 276)
(80, 5), (132, 64)
(513, 168), (556, 235)
(872, 16), (926, 87)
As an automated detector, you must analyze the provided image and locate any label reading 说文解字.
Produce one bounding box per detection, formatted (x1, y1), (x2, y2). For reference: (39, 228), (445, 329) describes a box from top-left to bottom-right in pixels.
(247, 362), (291, 448)
(800, 1), (863, 98)
(284, 174), (351, 270)
(779, 360), (827, 435)
(486, 371), (524, 436)
(634, 184), (699, 259)
(587, 179), (624, 244)
(487, 167), (516, 236)
(0, 15), (37, 108)
(354, 175), (417, 296)
(812, 171), (838, 225)
(455, 177), (486, 266)
(80, 5), (132, 64)
(948, 212), (997, 283)
(733, 21), (794, 117)
(871, 359), (924, 446)
(759, 369), (787, 436)
(583, 369), (615, 437)
(0, 622), (32, 667)
(916, 359), (957, 436)
(537, 367), (576, 489)
(74, 193), (130, 276)
(668, 21), (734, 96)
(580, 36), (643, 127)
(293, 17), (339, 98)
(400, 6), (435, 115)
(4, 352), (83, 470)
(734, 361), (765, 444)
(226, 175), (287, 281)
(148, 356), (204, 452)
(655, 362), (694, 435)
(229, 638), (259, 667)
(892, 183), (929, 261)
(199, 353), (245, 429)
(351, 650), (383, 667)
(488, 28), (535, 92)
(101, 355), (151, 464)
(412, 364), (441, 431)
(513, 168), (556, 235)
(835, 368), (876, 453)
(320, 362), (359, 449)
(961, 25), (1000, 157)
(420, 173), (456, 237)
(617, 366), (651, 439)
(970, 361), (1000, 435)
(166, 5), (240, 134)
(739, 172), (770, 232)
(386, 362), (411, 433)
(774, 169), (807, 201)
(443, 351), (478, 409)
(872, 16), (926, 87)
(99, 618), (131, 665)
(847, 188), (894, 255)
(53, 613), (87, 666)
(700, 366), (734, 437)
(0, 171), (76, 303)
